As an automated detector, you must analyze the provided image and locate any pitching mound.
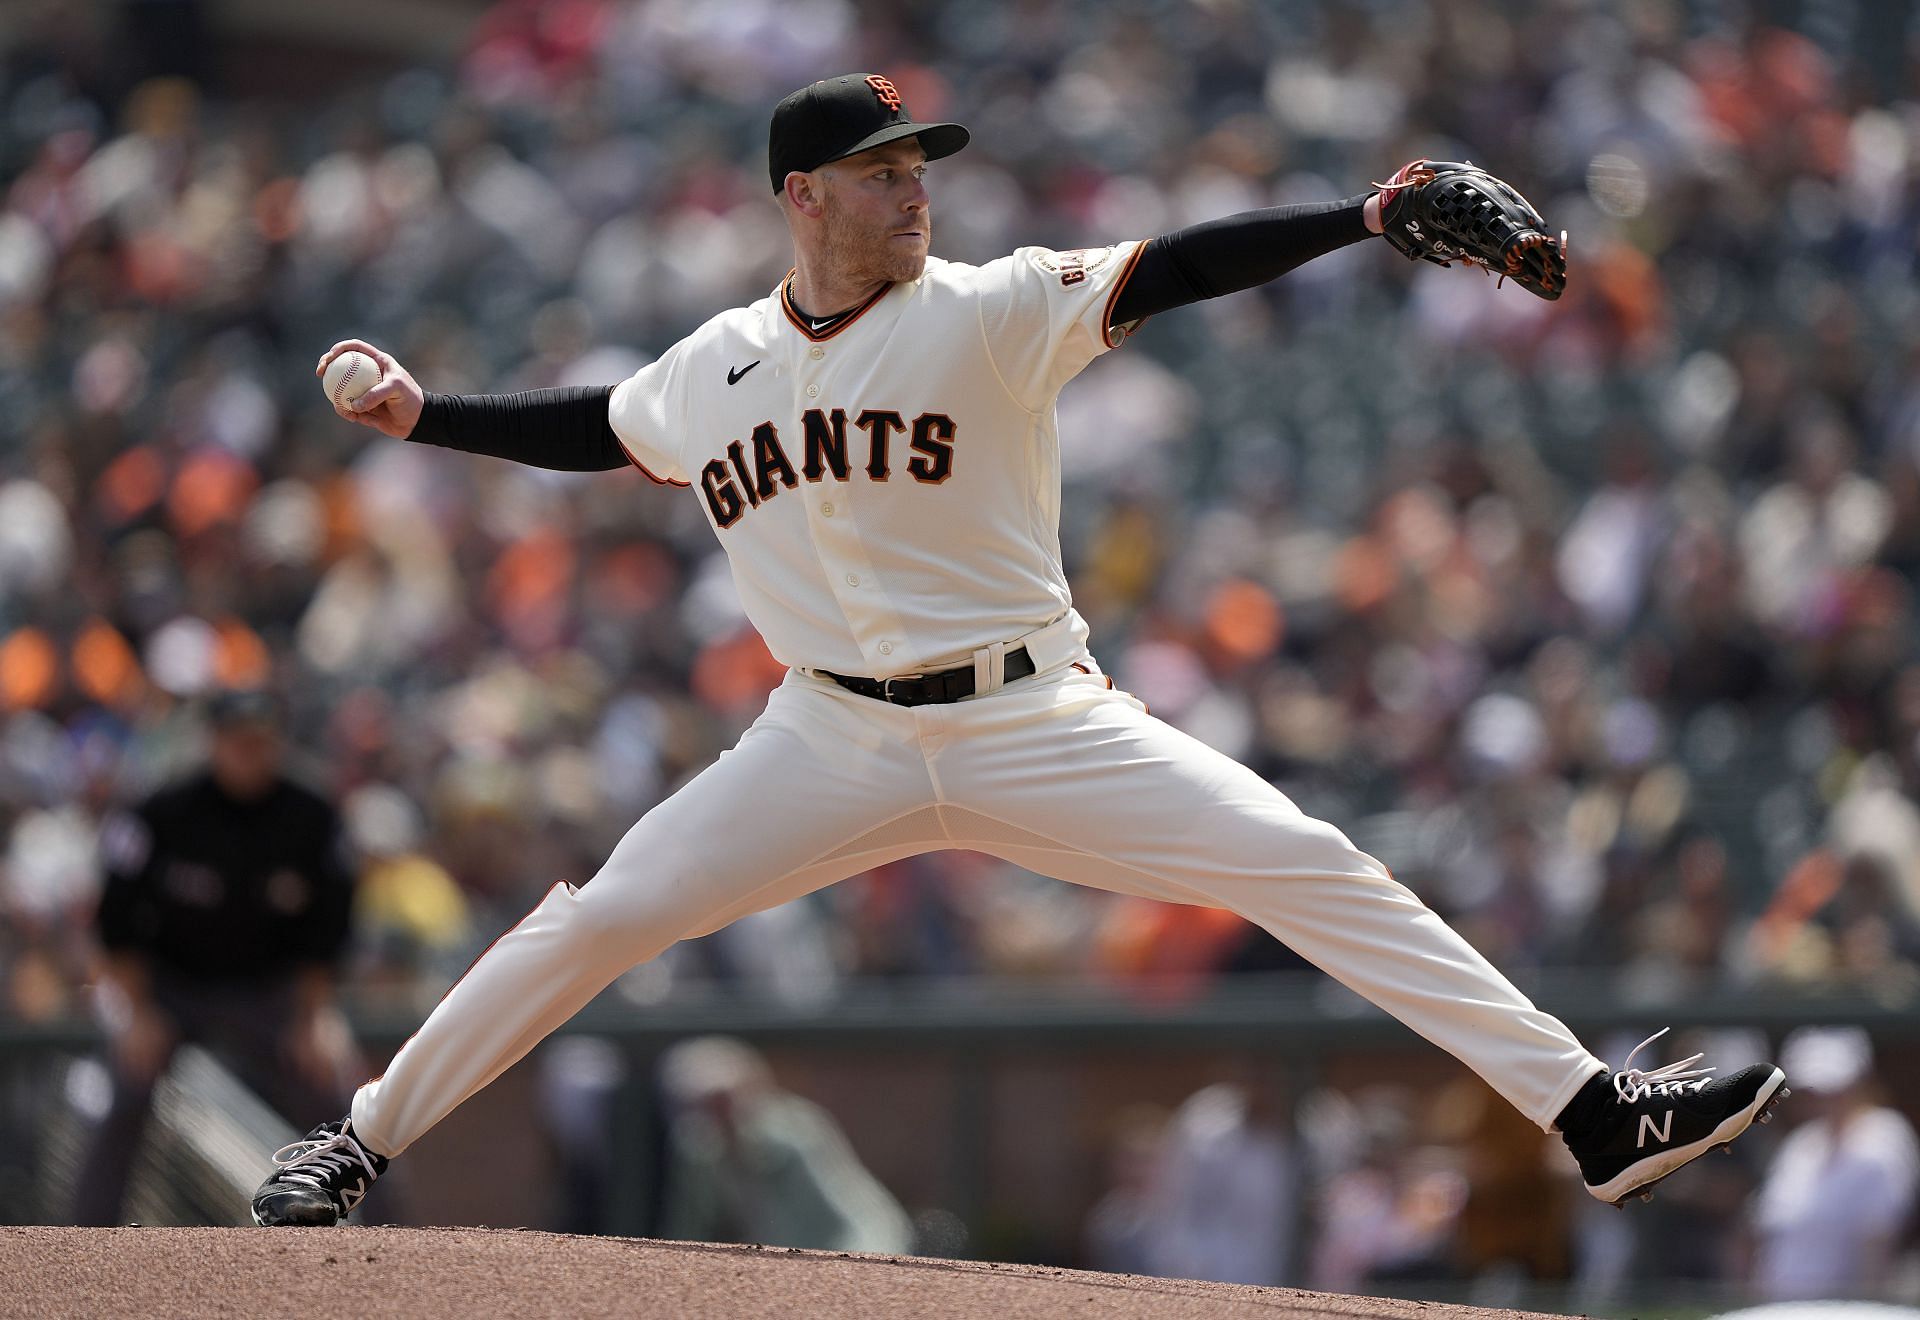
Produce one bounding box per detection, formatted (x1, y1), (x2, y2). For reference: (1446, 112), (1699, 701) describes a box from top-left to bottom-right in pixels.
(1, 1226), (1566, 1319)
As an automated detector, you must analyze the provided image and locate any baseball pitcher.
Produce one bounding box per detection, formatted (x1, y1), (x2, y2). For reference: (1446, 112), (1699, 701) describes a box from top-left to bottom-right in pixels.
(252, 75), (1783, 1229)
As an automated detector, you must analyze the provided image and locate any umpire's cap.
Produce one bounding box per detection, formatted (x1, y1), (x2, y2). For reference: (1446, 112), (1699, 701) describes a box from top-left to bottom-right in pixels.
(769, 73), (969, 193)
(207, 687), (283, 730)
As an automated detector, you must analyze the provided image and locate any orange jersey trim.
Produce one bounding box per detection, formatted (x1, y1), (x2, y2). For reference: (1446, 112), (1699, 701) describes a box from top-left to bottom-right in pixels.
(611, 432), (691, 487)
(1102, 241), (1150, 348)
(780, 273), (894, 342)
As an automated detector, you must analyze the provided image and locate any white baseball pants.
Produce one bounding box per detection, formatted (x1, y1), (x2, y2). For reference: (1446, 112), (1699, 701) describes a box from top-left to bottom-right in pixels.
(352, 662), (1605, 1156)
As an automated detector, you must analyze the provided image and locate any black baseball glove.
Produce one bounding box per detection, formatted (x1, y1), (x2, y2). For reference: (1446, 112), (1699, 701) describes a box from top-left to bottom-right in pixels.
(1375, 159), (1567, 301)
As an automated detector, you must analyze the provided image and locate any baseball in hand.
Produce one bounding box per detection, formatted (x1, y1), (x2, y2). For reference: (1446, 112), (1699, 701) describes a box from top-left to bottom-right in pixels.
(322, 351), (381, 410)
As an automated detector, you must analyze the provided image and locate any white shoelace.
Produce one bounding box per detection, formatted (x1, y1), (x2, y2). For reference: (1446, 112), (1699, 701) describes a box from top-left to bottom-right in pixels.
(271, 1128), (379, 1193)
(1613, 1027), (1717, 1103)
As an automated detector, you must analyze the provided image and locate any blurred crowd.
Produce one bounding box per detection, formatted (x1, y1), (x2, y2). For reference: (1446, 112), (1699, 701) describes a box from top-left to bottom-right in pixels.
(1086, 1025), (1919, 1304)
(535, 1023), (1920, 1306)
(527, 1024), (1915, 1304)
(0, 0), (1918, 1081)
(2, 0), (1920, 1300)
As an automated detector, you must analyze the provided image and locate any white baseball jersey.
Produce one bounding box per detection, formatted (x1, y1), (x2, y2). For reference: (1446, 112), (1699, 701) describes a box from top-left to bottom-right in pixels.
(607, 243), (1146, 677)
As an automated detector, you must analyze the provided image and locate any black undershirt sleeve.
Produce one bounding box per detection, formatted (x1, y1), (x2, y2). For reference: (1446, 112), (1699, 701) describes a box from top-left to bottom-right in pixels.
(406, 386), (630, 472)
(1109, 195), (1373, 329)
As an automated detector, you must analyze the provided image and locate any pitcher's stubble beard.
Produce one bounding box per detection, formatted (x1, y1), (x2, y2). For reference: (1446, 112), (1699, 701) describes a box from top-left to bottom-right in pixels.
(819, 182), (930, 291)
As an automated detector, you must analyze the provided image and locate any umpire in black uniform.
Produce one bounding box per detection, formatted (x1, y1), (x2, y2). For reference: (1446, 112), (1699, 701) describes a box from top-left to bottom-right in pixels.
(73, 689), (358, 1225)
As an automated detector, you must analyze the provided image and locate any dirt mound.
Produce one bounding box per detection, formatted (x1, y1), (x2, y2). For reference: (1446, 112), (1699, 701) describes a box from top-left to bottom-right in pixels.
(0, 1226), (1568, 1319)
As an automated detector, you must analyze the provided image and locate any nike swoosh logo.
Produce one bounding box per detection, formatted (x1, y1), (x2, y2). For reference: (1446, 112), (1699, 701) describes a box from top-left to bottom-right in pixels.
(727, 361), (760, 385)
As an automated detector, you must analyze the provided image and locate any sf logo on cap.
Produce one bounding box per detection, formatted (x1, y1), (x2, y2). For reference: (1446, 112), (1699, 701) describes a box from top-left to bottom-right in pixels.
(865, 75), (903, 112)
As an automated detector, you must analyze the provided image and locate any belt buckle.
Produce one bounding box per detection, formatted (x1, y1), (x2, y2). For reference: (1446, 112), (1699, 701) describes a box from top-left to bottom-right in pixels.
(881, 675), (915, 704)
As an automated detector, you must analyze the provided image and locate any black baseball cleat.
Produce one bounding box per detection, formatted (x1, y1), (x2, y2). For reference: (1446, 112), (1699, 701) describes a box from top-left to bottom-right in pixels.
(1561, 1028), (1787, 1207)
(250, 1118), (388, 1226)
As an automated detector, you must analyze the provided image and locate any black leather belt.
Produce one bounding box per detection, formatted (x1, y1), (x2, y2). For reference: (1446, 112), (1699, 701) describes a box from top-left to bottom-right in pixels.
(823, 646), (1035, 706)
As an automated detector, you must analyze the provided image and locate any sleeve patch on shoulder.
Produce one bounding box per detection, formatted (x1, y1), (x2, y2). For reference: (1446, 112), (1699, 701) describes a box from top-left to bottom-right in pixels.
(1029, 246), (1117, 287)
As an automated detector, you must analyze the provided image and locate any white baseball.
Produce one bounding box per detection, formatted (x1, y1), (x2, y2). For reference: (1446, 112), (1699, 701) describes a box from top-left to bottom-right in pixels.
(322, 351), (381, 409)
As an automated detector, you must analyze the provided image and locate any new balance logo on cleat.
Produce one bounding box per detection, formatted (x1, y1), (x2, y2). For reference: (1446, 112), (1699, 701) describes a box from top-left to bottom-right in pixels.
(1563, 1028), (1787, 1207)
(1636, 1110), (1674, 1148)
(249, 1118), (388, 1227)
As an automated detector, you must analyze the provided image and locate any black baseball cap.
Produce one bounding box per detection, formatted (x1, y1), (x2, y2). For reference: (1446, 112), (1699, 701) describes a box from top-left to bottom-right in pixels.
(768, 73), (969, 194)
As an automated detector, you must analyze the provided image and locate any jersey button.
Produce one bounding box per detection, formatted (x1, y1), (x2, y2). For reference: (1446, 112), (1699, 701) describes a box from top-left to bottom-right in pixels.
(820, 502), (834, 517)
(879, 642), (893, 655)
(809, 346), (824, 360)
(845, 573), (860, 587)
(805, 384), (820, 398)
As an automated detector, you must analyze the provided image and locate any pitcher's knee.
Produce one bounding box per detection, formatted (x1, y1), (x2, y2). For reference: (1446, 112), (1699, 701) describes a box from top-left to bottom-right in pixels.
(1271, 812), (1383, 878)
(1332, 838), (1395, 886)
(1209, 806), (1393, 885)
(567, 845), (711, 960)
